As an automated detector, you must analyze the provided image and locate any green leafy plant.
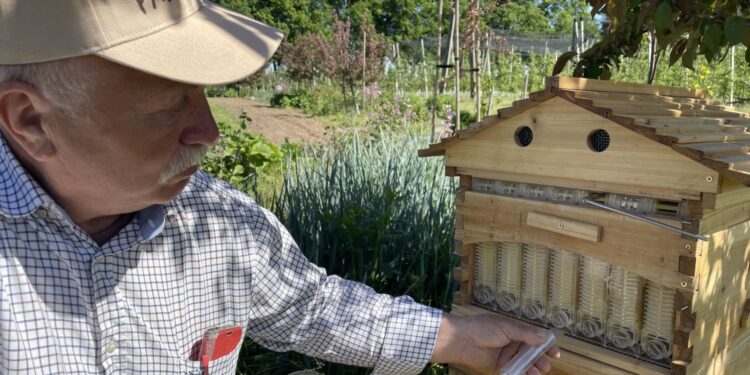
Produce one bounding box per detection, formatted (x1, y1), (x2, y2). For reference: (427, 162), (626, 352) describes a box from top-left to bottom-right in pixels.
(201, 120), (283, 196)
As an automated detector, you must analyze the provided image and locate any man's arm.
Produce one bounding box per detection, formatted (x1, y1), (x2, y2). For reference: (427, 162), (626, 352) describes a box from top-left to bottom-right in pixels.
(431, 314), (560, 375)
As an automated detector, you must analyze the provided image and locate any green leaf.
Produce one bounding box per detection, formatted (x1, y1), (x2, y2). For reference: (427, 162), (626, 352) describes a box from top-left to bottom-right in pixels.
(654, 2), (672, 34)
(552, 51), (578, 76)
(725, 16), (747, 46)
(746, 46), (750, 64)
(682, 38), (698, 70)
(669, 38), (688, 66)
(702, 22), (724, 56)
(232, 164), (245, 176)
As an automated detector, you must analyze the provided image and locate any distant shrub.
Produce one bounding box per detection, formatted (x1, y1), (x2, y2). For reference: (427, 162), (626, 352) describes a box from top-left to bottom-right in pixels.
(270, 88), (310, 109)
(205, 86), (239, 98)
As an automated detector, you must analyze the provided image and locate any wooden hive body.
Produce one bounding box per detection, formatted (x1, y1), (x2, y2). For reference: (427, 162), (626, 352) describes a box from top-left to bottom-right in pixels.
(420, 77), (750, 375)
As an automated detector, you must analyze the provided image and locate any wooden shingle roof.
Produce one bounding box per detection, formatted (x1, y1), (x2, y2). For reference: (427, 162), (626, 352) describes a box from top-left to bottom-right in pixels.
(419, 76), (750, 186)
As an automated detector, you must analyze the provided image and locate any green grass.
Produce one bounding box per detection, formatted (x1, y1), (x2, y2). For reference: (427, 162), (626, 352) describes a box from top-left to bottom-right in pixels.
(209, 102), (242, 129)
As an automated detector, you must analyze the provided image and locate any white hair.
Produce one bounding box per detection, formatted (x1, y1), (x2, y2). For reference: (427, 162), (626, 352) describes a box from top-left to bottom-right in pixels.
(0, 58), (93, 119)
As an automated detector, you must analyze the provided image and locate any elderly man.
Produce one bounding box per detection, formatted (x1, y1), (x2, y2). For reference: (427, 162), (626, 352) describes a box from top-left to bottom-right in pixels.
(0, 1), (558, 374)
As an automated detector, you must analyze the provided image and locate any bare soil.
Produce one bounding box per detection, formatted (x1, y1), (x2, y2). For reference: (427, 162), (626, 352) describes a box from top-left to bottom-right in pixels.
(208, 97), (329, 145)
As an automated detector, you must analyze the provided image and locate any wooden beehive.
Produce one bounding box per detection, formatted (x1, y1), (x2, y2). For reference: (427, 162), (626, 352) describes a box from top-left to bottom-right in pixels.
(419, 77), (750, 375)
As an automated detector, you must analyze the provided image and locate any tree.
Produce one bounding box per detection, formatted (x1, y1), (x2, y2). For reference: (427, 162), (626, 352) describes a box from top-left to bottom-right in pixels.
(485, 0), (552, 33)
(340, 0), (440, 41)
(210, 0), (333, 42)
(553, 0), (750, 79)
(540, 0), (600, 34)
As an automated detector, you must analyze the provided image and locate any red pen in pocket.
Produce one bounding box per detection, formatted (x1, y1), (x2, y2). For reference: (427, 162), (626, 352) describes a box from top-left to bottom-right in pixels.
(198, 325), (243, 375)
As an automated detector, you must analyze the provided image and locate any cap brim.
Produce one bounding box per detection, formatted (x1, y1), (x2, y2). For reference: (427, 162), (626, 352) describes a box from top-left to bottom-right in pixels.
(95, 1), (283, 86)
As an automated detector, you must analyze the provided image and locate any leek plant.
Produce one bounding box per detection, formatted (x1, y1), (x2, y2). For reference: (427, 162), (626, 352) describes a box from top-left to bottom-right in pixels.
(237, 134), (456, 375)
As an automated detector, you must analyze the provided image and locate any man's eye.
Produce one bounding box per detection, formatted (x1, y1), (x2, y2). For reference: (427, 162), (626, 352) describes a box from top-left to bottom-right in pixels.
(154, 96), (186, 122)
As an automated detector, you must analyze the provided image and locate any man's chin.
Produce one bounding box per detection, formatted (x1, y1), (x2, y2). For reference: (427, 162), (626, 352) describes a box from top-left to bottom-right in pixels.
(154, 171), (195, 203)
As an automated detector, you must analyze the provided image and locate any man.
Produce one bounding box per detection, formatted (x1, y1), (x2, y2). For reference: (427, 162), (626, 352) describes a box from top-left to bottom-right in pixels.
(0, 1), (559, 374)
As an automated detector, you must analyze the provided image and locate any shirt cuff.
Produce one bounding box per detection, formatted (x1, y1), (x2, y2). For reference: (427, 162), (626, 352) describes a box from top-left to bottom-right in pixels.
(372, 296), (443, 375)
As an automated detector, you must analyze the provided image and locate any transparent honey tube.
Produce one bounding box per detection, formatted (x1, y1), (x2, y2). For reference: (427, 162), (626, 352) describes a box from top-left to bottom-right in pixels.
(497, 242), (523, 312)
(547, 247), (578, 330)
(499, 332), (557, 375)
(641, 282), (676, 360)
(474, 242), (498, 306)
(521, 244), (548, 321)
(577, 256), (609, 339)
(606, 265), (643, 349)
(606, 193), (656, 215)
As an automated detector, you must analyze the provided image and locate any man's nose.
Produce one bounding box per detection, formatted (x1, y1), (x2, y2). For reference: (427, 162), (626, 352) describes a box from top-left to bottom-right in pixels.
(180, 92), (220, 147)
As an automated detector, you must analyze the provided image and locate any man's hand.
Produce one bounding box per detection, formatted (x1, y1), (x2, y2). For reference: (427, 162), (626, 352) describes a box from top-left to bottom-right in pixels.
(430, 313), (561, 375)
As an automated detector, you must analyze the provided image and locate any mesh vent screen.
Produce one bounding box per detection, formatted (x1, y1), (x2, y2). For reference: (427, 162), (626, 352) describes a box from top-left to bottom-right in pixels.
(515, 126), (533, 147)
(588, 129), (610, 152)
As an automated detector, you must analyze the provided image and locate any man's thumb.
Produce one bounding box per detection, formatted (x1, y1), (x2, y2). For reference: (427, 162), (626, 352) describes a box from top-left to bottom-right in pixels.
(504, 323), (549, 346)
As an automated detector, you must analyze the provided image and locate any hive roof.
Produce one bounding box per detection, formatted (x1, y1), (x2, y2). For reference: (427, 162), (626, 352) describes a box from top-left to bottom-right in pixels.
(420, 76), (750, 186)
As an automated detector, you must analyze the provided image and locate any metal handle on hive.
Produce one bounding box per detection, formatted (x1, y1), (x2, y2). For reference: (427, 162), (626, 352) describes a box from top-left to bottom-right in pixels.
(582, 198), (709, 241)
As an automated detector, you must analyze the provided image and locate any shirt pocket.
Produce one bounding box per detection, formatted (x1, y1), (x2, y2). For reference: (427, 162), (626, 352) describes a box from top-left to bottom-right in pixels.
(185, 327), (246, 375)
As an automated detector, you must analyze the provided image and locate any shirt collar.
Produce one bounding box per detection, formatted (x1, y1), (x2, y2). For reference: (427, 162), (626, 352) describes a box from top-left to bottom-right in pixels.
(0, 133), (49, 218)
(0, 133), (168, 241)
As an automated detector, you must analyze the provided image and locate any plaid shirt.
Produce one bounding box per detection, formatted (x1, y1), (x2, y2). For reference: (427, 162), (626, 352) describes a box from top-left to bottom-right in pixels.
(0, 134), (442, 374)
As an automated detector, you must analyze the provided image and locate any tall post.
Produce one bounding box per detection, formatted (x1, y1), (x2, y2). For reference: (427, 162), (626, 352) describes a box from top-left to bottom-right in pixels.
(421, 38), (428, 97)
(579, 17), (585, 53)
(394, 42), (400, 95)
(454, 0), (461, 131)
(362, 30), (367, 111)
(731, 45), (736, 104)
(442, 3), (456, 93)
(470, 29), (477, 99)
(474, 27), (481, 121)
(430, 0), (445, 142)
(570, 16), (581, 55)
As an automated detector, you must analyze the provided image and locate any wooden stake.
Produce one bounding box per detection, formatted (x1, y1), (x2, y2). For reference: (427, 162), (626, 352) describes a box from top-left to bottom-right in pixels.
(362, 30), (367, 111)
(430, 0), (445, 142)
(421, 38), (428, 97)
(454, 0), (461, 131)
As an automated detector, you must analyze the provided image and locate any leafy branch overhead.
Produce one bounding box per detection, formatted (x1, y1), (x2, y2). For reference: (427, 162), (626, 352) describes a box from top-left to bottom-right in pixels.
(553, 0), (750, 79)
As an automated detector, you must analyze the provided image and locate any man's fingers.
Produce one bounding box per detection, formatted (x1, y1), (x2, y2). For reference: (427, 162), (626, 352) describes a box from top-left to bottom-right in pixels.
(546, 344), (561, 359)
(533, 355), (551, 373)
(498, 319), (549, 347)
(496, 341), (521, 367)
(526, 367), (542, 375)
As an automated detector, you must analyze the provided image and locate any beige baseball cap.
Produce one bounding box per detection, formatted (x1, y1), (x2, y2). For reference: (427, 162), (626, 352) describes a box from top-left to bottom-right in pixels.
(0, 0), (284, 85)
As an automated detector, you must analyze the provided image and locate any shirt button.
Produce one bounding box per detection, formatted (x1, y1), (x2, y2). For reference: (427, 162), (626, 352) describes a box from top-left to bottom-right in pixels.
(105, 340), (118, 353)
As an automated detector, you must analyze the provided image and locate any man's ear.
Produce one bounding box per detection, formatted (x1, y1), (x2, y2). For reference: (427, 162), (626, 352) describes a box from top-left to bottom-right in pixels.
(0, 81), (57, 160)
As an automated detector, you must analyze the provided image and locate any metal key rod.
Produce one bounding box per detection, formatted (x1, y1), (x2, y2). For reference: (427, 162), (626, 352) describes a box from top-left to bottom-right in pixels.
(582, 198), (709, 241)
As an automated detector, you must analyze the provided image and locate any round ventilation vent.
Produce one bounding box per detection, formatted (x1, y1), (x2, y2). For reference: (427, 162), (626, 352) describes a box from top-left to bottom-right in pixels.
(588, 129), (610, 152)
(515, 126), (533, 147)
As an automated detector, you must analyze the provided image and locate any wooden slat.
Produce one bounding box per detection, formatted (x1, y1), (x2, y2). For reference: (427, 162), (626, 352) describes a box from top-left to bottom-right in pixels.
(644, 124), (748, 136)
(632, 116), (725, 125)
(712, 154), (750, 169)
(526, 211), (601, 242)
(668, 132), (750, 144)
(548, 76), (703, 98)
(591, 99), (684, 110)
(679, 141), (750, 158)
(458, 191), (697, 290)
